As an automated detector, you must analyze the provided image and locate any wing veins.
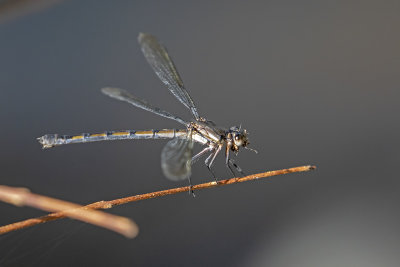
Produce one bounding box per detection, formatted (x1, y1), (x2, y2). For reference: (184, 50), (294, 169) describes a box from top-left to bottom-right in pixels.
(101, 87), (187, 126)
(138, 33), (200, 120)
(161, 132), (194, 181)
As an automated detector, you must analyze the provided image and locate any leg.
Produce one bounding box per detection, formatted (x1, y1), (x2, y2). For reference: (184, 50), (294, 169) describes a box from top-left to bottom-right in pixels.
(189, 146), (213, 197)
(187, 175), (195, 197)
(225, 145), (236, 177)
(226, 161), (236, 177)
(205, 151), (217, 179)
(228, 158), (245, 176)
(207, 145), (222, 169)
(205, 145), (222, 183)
(192, 146), (213, 165)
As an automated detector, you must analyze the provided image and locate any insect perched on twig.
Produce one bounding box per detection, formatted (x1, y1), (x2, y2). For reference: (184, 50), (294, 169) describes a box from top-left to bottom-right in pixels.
(38, 33), (257, 187)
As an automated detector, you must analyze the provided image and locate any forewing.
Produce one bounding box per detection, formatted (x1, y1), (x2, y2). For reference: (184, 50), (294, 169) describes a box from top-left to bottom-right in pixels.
(161, 135), (193, 181)
(101, 87), (187, 125)
(138, 33), (200, 120)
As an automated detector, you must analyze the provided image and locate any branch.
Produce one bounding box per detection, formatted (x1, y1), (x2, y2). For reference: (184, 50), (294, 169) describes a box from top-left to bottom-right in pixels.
(0, 165), (315, 235)
(0, 185), (138, 238)
(0, 0), (65, 24)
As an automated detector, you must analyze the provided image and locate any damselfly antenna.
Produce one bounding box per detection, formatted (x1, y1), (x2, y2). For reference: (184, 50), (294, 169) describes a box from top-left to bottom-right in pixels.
(244, 146), (258, 154)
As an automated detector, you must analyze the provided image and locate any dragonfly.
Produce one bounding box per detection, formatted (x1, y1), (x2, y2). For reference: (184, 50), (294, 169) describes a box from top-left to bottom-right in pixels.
(38, 33), (257, 186)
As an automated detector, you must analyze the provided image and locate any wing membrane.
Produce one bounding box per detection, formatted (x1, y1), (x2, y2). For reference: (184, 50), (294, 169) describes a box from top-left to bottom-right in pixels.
(138, 33), (200, 120)
(161, 134), (193, 181)
(101, 87), (187, 125)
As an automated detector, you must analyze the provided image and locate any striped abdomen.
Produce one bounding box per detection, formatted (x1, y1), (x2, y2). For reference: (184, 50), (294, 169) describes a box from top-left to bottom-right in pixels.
(38, 129), (188, 149)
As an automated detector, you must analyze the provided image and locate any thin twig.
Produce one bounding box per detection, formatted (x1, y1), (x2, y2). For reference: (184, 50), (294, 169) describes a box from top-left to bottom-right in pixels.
(0, 0), (65, 24)
(0, 185), (138, 238)
(0, 165), (315, 235)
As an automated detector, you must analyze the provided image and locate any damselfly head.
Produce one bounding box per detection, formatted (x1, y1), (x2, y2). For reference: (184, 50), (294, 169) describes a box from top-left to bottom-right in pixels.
(229, 126), (249, 149)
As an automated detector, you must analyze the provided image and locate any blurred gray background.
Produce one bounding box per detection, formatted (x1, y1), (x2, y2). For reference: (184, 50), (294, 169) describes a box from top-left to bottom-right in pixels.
(0, 0), (399, 266)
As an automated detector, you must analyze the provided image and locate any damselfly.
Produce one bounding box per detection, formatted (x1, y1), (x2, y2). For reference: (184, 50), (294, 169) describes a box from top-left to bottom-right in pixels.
(38, 33), (257, 185)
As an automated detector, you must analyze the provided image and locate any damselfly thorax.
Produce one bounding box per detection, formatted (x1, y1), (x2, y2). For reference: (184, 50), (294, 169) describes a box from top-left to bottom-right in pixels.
(38, 33), (256, 184)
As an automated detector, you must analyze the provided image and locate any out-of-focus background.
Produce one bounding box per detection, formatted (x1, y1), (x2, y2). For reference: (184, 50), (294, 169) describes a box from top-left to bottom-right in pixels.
(0, 0), (399, 266)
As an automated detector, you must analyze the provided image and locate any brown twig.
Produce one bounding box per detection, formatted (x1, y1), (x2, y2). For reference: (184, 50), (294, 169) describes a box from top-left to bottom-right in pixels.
(0, 165), (315, 235)
(0, 0), (65, 24)
(0, 185), (138, 238)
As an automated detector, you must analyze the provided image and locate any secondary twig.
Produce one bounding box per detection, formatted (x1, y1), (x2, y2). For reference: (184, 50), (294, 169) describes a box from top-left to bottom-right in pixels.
(0, 0), (65, 24)
(0, 165), (315, 235)
(0, 185), (138, 238)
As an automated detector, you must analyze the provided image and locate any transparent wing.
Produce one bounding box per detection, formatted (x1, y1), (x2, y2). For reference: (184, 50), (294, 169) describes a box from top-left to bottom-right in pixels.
(138, 33), (200, 120)
(161, 134), (194, 181)
(102, 87), (187, 126)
